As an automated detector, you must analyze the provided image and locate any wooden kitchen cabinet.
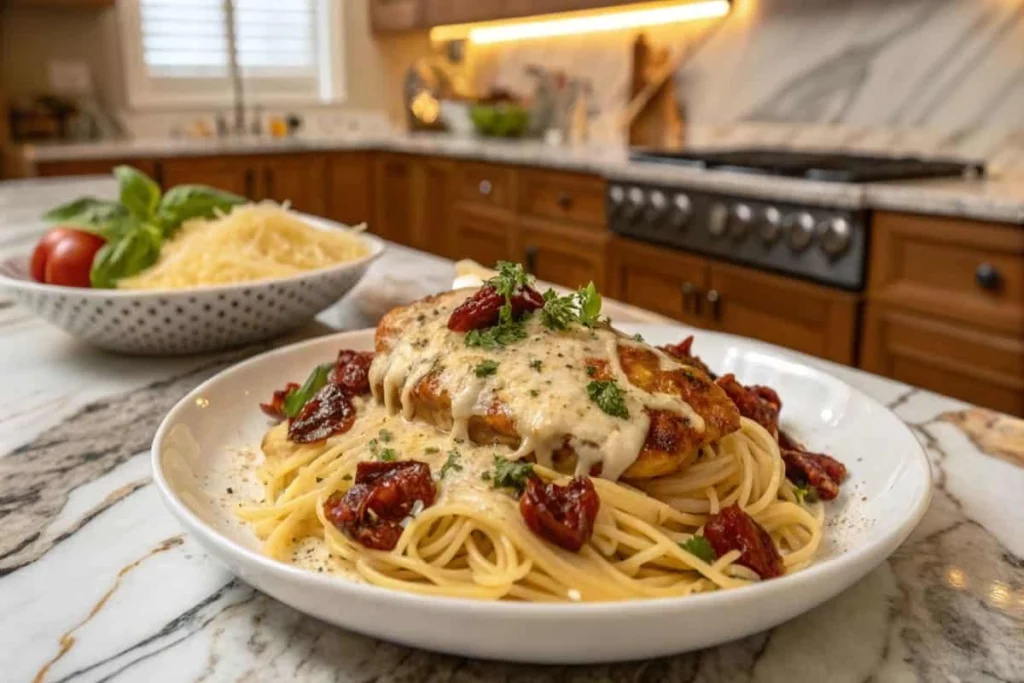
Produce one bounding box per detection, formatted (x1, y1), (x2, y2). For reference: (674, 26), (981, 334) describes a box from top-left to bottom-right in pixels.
(517, 217), (608, 290)
(608, 236), (859, 364)
(370, 0), (425, 31)
(425, 0), (505, 25)
(325, 153), (375, 227)
(708, 262), (859, 364)
(374, 154), (453, 255)
(374, 155), (416, 245)
(258, 154), (327, 216)
(451, 204), (514, 268)
(607, 236), (710, 328)
(862, 211), (1024, 415)
(36, 157), (158, 181)
(160, 156), (256, 198)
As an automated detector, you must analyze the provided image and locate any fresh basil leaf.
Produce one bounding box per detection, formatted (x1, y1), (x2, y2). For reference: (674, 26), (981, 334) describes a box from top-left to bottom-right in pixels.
(283, 363), (334, 418)
(114, 166), (161, 221)
(491, 455), (534, 495)
(576, 281), (603, 327)
(89, 225), (162, 289)
(157, 184), (247, 234)
(43, 197), (128, 234)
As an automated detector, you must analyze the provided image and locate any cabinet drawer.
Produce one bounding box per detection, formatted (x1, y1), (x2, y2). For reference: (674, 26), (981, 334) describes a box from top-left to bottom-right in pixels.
(607, 237), (709, 326)
(869, 212), (1024, 334)
(455, 163), (515, 210)
(519, 170), (605, 228)
(861, 303), (1024, 416)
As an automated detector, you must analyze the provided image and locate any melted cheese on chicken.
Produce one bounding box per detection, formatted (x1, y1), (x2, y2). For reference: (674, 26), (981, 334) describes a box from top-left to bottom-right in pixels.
(370, 291), (716, 481)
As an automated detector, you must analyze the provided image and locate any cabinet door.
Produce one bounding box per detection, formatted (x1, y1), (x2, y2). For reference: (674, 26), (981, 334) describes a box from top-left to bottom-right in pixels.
(425, 0), (505, 25)
(412, 158), (453, 256)
(606, 236), (709, 327)
(371, 0), (425, 31)
(862, 303), (1023, 416)
(325, 153), (375, 227)
(708, 262), (859, 364)
(517, 218), (607, 290)
(374, 155), (415, 244)
(451, 205), (514, 269)
(262, 155), (327, 216)
(161, 156), (256, 198)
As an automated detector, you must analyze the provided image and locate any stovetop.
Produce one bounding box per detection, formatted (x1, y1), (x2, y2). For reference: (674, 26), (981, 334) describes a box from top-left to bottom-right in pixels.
(629, 148), (985, 183)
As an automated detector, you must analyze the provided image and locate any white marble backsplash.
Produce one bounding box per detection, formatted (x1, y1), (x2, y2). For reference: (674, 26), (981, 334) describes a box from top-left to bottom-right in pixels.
(471, 0), (1024, 166)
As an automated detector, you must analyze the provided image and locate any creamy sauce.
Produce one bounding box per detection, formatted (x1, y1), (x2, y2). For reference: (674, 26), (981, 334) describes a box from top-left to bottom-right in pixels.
(369, 289), (706, 482)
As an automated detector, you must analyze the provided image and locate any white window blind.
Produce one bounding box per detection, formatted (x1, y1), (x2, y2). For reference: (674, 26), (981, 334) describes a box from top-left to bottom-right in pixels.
(121, 0), (344, 108)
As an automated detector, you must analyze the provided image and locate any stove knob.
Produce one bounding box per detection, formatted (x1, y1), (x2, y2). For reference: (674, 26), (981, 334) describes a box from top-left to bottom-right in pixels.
(785, 211), (815, 252)
(670, 193), (693, 230)
(758, 206), (782, 244)
(645, 190), (667, 223)
(818, 217), (852, 257)
(624, 187), (645, 223)
(708, 202), (729, 237)
(728, 203), (753, 240)
(609, 184), (625, 206)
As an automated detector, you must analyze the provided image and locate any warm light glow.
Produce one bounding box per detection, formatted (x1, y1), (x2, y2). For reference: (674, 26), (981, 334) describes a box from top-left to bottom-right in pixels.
(945, 567), (967, 589)
(430, 1), (730, 45)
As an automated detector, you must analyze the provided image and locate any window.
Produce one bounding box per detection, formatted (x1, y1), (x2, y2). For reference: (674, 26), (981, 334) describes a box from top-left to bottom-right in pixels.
(119, 0), (345, 109)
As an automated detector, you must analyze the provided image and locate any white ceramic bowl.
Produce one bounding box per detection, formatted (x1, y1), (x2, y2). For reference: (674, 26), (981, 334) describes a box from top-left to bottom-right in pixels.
(152, 323), (932, 663)
(0, 216), (384, 355)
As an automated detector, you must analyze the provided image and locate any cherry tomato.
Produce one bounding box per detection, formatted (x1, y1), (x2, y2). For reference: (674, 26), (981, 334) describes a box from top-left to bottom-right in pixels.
(30, 227), (105, 288)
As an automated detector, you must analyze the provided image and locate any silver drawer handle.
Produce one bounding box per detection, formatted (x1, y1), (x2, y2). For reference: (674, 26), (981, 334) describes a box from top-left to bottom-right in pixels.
(479, 180), (492, 196)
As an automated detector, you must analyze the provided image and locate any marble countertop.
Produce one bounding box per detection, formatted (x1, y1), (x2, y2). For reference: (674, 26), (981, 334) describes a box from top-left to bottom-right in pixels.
(1, 178), (1023, 682)
(18, 133), (1024, 225)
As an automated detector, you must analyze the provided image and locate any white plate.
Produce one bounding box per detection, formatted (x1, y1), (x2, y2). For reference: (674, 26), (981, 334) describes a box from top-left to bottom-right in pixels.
(152, 324), (932, 663)
(0, 214), (384, 355)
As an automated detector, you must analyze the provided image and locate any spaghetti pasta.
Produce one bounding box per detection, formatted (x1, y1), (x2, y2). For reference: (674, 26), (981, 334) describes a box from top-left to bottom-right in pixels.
(118, 203), (368, 290)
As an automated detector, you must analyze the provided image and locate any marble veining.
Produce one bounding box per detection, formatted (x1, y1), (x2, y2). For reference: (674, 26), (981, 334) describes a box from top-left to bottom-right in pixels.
(0, 178), (1022, 682)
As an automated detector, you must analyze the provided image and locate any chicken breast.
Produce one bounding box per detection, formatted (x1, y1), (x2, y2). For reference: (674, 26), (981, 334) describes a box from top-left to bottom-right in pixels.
(371, 289), (740, 480)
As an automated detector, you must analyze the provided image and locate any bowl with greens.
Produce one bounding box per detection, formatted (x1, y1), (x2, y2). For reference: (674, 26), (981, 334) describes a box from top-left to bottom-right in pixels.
(0, 166), (383, 355)
(470, 103), (530, 138)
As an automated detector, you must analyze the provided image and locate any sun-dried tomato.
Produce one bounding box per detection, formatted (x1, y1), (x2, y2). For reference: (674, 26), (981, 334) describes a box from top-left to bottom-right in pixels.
(323, 461), (436, 550)
(520, 476), (600, 552)
(659, 335), (716, 378)
(716, 374), (782, 437)
(330, 349), (374, 396)
(703, 504), (784, 579)
(259, 382), (300, 420)
(288, 383), (356, 444)
(782, 447), (847, 501)
(447, 284), (544, 332)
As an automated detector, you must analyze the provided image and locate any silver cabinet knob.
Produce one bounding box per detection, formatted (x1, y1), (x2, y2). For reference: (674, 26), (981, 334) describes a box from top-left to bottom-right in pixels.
(785, 211), (815, 252)
(479, 179), (492, 196)
(818, 217), (852, 257)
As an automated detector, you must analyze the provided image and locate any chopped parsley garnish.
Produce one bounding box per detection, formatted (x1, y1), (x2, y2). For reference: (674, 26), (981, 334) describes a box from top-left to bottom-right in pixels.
(793, 483), (819, 505)
(342, 473), (353, 481)
(424, 446), (440, 454)
(378, 429), (393, 443)
(481, 471), (492, 481)
(489, 455), (534, 494)
(541, 288), (576, 330)
(474, 359), (500, 377)
(439, 449), (463, 479)
(529, 389), (540, 397)
(530, 359), (543, 371)
(632, 333), (644, 342)
(378, 448), (397, 462)
(486, 261), (530, 298)
(587, 380), (629, 419)
(585, 365), (597, 377)
(539, 281), (605, 331)
(368, 437), (397, 461)
(464, 318), (527, 349)
(679, 536), (716, 563)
